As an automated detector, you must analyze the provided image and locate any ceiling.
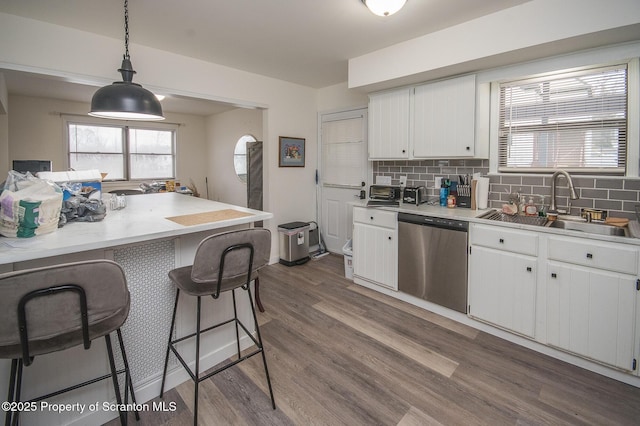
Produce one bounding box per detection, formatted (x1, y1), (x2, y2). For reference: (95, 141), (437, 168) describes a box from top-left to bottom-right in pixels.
(1, 0), (535, 114)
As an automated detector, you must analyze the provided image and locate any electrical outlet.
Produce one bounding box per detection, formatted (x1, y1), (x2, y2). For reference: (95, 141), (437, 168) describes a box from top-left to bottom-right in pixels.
(399, 175), (407, 186)
(376, 175), (392, 185)
(435, 177), (442, 188)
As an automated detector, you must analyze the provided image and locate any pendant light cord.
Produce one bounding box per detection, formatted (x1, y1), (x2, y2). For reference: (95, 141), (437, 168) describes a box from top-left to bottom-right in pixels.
(123, 0), (130, 60)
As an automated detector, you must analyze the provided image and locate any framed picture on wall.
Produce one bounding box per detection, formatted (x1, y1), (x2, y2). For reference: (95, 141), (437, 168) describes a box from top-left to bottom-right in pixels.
(279, 136), (305, 167)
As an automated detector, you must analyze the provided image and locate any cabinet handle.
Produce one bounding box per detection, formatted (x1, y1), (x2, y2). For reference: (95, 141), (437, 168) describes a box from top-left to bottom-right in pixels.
(551, 273), (557, 278)
(402, 149), (406, 154)
(586, 253), (593, 259)
(388, 236), (392, 240)
(526, 267), (532, 272)
(499, 238), (504, 244)
(466, 146), (470, 151)
(370, 216), (374, 220)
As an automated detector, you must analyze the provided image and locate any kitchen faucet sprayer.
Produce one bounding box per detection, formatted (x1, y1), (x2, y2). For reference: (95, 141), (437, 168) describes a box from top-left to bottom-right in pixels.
(550, 170), (579, 213)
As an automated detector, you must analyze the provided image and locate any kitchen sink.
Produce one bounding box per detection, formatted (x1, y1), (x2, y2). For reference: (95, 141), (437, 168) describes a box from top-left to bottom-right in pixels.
(546, 219), (628, 237)
(478, 210), (629, 237)
(478, 209), (548, 226)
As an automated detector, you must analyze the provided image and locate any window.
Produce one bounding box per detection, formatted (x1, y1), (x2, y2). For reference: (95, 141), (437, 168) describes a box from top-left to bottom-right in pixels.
(233, 134), (256, 183)
(67, 119), (176, 181)
(498, 64), (628, 174)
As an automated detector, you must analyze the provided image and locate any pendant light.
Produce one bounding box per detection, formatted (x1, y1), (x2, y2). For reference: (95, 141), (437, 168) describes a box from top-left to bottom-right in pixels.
(361, 0), (407, 17)
(90, 0), (164, 121)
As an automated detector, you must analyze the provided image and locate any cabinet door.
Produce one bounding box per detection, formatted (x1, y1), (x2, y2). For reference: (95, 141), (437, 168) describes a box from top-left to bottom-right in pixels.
(468, 245), (537, 337)
(413, 75), (475, 158)
(368, 89), (411, 159)
(353, 223), (398, 290)
(546, 261), (637, 371)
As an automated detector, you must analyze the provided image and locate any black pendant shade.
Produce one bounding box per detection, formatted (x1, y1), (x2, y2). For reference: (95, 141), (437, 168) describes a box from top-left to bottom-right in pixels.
(89, 0), (164, 121)
(90, 57), (164, 121)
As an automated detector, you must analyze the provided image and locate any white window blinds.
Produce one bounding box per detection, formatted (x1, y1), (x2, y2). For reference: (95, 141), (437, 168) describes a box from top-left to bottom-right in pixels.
(321, 116), (366, 187)
(498, 64), (628, 174)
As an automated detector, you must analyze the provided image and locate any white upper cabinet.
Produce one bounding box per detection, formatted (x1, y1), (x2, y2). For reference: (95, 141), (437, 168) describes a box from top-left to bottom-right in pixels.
(367, 74), (479, 160)
(413, 74), (476, 158)
(368, 88), (411, 159)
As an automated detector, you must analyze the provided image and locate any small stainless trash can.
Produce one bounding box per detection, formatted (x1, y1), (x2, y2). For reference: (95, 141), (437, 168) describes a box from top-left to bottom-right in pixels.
(278, 221), (310, 266)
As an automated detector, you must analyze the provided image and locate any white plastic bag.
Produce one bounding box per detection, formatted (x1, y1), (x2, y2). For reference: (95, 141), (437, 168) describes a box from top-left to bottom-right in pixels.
(0, 172), (63, 238)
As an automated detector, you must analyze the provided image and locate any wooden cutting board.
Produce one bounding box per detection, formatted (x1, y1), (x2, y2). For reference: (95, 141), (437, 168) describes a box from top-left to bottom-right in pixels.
(166, 209), (254, 226)
(605, 217), (630, 227)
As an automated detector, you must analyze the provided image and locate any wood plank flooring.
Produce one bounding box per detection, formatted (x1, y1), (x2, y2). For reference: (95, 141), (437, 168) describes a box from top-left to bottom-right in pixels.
(108, 254), (640, 425)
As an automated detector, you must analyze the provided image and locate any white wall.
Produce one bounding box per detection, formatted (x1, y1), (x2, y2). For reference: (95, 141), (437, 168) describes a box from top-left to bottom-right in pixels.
(349, 0), (640, 90)
(317, 82), (368, 113)
(206, 108), (263, 206)
(0, 12), (318, 262)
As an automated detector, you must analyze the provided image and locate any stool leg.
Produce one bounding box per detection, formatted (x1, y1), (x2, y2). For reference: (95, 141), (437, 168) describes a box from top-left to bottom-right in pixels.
(116, 329), (140, 421)
(11, 359), (23, 426)
(254, 277), (265, 313)
(4, 359), (17, 426)
(160, 289), (180, 398)
(232, 289), (241, 359)
(194, 296), (202, 426)
(246, 286), (276, 410)
(105, 334), (127, 426)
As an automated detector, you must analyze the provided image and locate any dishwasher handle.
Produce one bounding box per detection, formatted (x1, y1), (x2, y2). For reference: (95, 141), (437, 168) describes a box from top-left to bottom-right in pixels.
(398, 212), (468, 232)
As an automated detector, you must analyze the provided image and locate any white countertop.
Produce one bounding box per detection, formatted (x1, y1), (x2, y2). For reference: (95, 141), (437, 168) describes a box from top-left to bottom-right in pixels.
(0, 193), (273, 264)
(353, 200), (640, 246)
(352, 200), (492, 220)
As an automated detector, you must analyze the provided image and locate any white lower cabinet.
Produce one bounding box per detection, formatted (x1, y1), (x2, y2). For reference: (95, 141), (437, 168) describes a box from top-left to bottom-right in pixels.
(352, 207), (398, 290)
(469, 246), (537, 337)
(468, 224), (538, 337)
(545, 236), (639, 371)
(469, 224), (640, 373)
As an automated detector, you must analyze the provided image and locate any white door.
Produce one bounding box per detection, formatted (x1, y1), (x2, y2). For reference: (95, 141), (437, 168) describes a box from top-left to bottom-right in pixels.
(319, 108), (369, 254)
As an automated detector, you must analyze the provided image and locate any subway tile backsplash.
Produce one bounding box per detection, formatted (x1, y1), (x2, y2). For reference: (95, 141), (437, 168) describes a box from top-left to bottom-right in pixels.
(373, 159), (640, 220)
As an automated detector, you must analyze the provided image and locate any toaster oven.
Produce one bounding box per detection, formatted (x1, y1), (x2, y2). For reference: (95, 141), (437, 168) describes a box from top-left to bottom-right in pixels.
(369, 185), (402, 201)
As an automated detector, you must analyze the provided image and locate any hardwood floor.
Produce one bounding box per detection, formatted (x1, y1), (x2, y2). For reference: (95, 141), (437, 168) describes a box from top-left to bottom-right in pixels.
(109, 254), (640, 425)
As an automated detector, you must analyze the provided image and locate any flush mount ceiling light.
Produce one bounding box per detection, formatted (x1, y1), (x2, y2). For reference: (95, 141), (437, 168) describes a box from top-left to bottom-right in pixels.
(90, 0), (164, 121)
(361, 0), (407, 16)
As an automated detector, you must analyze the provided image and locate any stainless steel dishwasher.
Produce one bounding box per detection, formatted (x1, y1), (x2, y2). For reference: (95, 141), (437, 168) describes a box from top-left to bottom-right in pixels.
(398, 212), (468, 313)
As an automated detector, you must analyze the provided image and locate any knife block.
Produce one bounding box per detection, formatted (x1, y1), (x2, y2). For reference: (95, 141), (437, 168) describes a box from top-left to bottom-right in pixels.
(456, 184), (471, 208)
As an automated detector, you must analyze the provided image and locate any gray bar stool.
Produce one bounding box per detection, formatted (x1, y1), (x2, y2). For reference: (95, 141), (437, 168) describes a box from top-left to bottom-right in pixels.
(0, 259), (138, 426)
(159, 228), (275, 425)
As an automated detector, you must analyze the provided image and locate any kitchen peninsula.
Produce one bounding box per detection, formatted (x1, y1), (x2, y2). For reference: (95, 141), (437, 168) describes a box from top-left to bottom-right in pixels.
(0, 193), (273, 426)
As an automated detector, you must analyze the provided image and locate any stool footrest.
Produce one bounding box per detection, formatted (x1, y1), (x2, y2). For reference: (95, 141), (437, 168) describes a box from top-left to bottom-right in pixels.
(167, 317), (262, 383)
(27, 368), (128, 403)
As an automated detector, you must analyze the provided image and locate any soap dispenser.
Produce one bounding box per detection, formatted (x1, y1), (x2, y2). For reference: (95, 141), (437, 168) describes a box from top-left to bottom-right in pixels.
(525, 197), (538, 216)
(518, 195), (526, 215)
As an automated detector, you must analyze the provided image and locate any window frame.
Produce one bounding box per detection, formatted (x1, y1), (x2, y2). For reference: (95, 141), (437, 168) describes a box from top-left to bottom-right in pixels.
(496, 63), (628, 175)
(64, 115), (178, 181)
(233, 134), (257, 183)
(487, 53), (639, 177)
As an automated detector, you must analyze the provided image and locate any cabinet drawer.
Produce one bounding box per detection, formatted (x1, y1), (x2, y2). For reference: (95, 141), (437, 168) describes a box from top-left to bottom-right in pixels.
(547, 236), (638, 275)
(470, 223), (538, 256)
(353, 207), (397, 229)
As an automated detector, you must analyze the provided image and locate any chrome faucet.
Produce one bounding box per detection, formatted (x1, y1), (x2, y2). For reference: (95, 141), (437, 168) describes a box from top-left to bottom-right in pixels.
(550, 170), (579, 213)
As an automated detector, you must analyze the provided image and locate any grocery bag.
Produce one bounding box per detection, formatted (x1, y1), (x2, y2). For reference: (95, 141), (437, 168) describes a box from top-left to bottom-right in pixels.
(0, 171), (63, 238)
